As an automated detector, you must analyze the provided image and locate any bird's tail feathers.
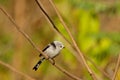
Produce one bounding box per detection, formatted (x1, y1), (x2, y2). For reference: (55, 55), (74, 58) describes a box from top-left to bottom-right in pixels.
(33, 58), (45, 71)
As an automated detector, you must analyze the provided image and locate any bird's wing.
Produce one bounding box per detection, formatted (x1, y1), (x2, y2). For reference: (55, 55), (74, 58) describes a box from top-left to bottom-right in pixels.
(39, 44), (50, 57)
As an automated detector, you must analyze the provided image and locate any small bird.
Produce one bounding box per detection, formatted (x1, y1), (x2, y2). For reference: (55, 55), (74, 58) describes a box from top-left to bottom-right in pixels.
(33, 41), (64, 71)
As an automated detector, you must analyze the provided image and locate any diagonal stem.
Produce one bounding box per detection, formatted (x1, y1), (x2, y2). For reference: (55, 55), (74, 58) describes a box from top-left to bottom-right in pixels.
(35, 0), (71, 45)
(0, 60), (35, 80)
(112, 54), (120, 80)
(44, 0), (97, 80)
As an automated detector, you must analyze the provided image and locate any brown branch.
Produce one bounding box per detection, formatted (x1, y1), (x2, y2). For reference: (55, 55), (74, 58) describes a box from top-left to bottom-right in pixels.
(0, 5), (51, 63)
(0, 6), (81, 80)
(54, 64), (82, 80)
(44, 0), (97, 80)
(112, 54), (120, 80)
(0, 60), (35, 80)
(34, 0), (71, 46)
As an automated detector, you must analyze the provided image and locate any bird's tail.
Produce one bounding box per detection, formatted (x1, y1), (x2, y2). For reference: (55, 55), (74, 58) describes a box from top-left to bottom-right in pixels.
(33, 58), (45, 71)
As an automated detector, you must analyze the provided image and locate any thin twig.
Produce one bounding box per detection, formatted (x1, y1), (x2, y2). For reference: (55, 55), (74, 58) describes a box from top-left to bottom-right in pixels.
(43, 0), (97, 80)
(0, 6), (81, 80)
(0, 60), (35, 80)
(112, 54), (120, 80)
(54, 64), (82, 80)
(34, 0), (72, 46)
(0, 5), (51, 62)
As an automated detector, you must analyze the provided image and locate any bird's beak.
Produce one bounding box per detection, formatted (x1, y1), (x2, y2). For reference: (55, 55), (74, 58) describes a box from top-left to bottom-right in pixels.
(63, 46), (65, 48)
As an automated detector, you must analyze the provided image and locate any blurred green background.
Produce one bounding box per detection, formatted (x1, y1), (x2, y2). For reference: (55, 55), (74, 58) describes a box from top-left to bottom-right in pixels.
(0, 0), (120, 80)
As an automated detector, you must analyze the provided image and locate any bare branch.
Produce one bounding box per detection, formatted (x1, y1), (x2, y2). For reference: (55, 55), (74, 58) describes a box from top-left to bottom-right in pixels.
(34, 0), (71, 45)
(112, 54), (120, 80)
(0, 6), (81, 80)
(54, 64), (82, 80)
(0, 60), (35, 80)
(38, 0), (97, 79)
(0, 6), (49, 60)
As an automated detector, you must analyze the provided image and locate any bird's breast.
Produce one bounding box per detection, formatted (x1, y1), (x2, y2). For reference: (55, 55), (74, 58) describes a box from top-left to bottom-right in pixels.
(45, 48), (60, 58)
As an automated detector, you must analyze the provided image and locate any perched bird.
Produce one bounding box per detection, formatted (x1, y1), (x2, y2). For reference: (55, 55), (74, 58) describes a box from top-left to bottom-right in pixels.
(33, 41), (64, 71)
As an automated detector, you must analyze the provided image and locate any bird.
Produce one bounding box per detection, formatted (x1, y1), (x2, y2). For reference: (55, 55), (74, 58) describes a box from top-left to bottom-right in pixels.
(33, 41), (64, 71)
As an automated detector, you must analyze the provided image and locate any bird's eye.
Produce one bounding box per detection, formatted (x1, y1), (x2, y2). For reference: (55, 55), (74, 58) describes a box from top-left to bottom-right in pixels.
(60, 45), (63, 48)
